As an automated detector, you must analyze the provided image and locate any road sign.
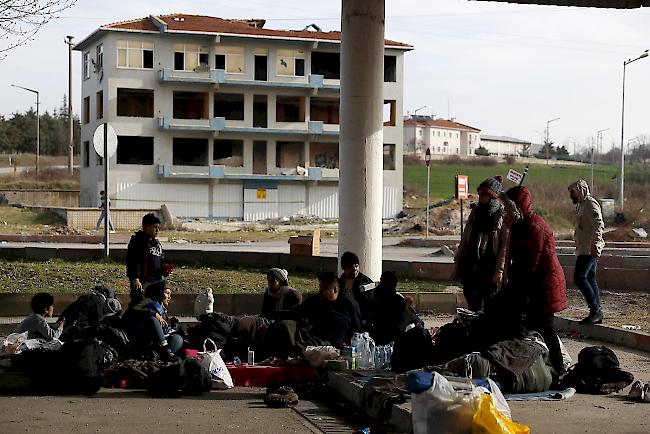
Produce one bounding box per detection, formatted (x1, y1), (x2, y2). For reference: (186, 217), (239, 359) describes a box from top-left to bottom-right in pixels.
(506, 169), (524, 185)
(256, 188), (267, 199)
(455, 175), (469, 200)
(424, 147), (431, 167)
(93, 123), (118, 158)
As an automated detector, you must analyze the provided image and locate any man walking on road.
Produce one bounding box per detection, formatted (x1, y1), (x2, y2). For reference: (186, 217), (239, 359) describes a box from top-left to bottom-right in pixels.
(568, 180), (605, 325)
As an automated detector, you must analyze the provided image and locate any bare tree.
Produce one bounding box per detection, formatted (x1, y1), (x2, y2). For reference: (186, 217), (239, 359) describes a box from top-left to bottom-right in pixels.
(0, 0), (77, 58)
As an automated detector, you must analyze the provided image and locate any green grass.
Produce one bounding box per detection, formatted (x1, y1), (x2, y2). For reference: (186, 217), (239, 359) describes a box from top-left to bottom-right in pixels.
(0, 206), (65, 234)
(164, 229), (337, 244)
(0, 258), (447, 294)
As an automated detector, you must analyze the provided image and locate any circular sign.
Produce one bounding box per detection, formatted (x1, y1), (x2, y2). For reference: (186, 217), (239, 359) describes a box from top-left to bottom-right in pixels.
(424, 147), (432, 167)
(93, 123), (118, 158)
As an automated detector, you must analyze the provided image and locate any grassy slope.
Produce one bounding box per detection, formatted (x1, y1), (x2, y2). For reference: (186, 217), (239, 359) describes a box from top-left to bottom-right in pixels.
(0, 259), (446, 294)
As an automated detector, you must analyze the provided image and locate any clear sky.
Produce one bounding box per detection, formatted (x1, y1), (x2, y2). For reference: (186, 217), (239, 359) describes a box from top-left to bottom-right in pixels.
(1, 0), (648, 152)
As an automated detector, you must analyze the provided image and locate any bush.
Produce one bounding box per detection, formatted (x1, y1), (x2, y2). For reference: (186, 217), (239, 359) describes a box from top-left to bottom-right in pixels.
(504, 156), (516, 165)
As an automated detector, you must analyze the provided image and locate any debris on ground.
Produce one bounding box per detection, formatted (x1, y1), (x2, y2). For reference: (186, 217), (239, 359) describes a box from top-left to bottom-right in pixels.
(385, 196), (476, 236)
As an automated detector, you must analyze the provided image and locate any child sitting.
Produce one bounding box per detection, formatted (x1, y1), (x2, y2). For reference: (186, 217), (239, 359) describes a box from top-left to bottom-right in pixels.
(15, 293), (65, 341)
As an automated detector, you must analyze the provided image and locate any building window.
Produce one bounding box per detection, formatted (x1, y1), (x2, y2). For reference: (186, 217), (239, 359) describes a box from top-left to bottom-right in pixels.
(383, 100), (396, 126)
(83, 52), (90, 80)
(276, 96), (305, 122)
(277, 49), (305, 77)
(213, 139), (244, 167)
(310, 98), (339, 124)
(117, 40), (154, 69)
(310, 142), (338, 168)
(174, 44), (208, 71)
(311, 52), (340, 79)
(173, 138), (208, 166)
(117, 136), (154, 165)
(96, 155), (103, 166)
(384, 55), (396, 82)
(383, 144), (396, 170)
(173, 91), (208, 120)
(117, 88), (154, 117)
(437, 147), (441, 152)
(96, 44), (103, 70)
(83, 141), (90, 167)
(418, 129), (423, 137)
(437, 131), (440, 137)
(214, 93), (245, 120)
(83, 96), (90, 124)
(276, 141), (304, 168)
(214, 46), (244, 73)
(96, 91), (103, 120)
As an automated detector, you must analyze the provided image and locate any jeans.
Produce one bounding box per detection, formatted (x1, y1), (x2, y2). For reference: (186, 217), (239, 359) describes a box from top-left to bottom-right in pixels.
(574, 255), (601, 314)
(146, 316), (183, 353)
(96, 211), (115, 231)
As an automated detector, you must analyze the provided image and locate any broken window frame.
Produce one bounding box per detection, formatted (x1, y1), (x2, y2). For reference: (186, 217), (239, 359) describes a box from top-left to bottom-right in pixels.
(83, 52), (90, 80)
(213, 139), (244, 167)
(174, 43), (209, 71)
(116, 136), (154, 165)
(383, 144), (396, 170)
(214, 46), (245, 74)
(309, 97), (339, 124)
(383, 100), (396, 126)
(276, 141), (305, 168)
(311, 51), (340, 79)
(117, 88), (155, 118)
(310, 142), (339, 169)
(172, 91), (208, 120)
(214, 93), (245, 121)
(277, 49), (305, 77)
(117, 40), (154, 69)
(173, 137), (209, 166)
(96, 44), (104, 70)
(276, 96), (305, 123)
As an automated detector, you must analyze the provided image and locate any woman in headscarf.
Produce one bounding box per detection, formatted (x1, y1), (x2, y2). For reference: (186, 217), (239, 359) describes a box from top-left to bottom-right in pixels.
(454, 176), (509, 312)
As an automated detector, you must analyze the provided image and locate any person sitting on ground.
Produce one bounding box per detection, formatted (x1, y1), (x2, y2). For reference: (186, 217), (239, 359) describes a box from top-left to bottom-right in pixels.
(497, 186), (567, 378)
(15, 293), (65, 342)
(367, 271), (424, 345)
(126, 213), (172, 306)
(261, 268), (302, 321)
(338, 251), (374, 321)
(453, 176), (509, 312)
(122, 280), (182, 360)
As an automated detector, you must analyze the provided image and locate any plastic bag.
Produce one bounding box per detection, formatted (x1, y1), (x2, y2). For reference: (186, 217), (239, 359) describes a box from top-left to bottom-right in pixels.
(303, 345), (340, 368)
(472, 393), (530, 434)
(1, 332), (28, 354)
(198, 338), (233, 390)
(412, 372), (476, 434)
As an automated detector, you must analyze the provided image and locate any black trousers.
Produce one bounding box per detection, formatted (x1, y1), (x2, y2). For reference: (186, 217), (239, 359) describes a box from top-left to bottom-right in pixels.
(526, 312), (564, 376)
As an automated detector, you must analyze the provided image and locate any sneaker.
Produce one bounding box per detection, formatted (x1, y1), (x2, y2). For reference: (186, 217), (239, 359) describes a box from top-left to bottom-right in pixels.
(629, 380), (644, 401)
(581, 310), (604, 325)
(643, 383), (650, 403)
(110, 230), (116, 234)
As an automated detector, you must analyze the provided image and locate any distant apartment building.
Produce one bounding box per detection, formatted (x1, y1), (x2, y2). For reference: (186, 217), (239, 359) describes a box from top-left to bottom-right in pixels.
(74, 14), (411, 220)
(403, 116), (481, 158)
(479, 135), (532, 157)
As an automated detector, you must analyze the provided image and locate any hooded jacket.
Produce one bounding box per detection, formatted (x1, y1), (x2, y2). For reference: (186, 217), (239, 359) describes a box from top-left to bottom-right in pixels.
(567, 180), (605, 257)
(126, 230), (164, 283)
(502, 187), (567, 315)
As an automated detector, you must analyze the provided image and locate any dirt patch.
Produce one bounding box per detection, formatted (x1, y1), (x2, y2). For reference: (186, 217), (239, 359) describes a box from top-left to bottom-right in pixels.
(386, 196), (476, 236)
(564, 288), (650, 332)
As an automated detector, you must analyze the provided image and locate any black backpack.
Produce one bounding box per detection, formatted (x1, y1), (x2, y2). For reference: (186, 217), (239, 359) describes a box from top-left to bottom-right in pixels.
(562, 346), (633, 395)
(391, 325), (435, 373)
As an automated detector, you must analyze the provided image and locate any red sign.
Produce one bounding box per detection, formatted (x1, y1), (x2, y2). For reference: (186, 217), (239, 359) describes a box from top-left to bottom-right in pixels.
(455, 175), (469, 200)
(424, 147), (431, 167)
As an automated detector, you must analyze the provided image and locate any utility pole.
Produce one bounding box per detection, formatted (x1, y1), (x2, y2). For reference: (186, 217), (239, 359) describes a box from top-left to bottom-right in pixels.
(65, 36), (75, 176)
(11, 84), (40, 175)
(545, 117), (560, 165)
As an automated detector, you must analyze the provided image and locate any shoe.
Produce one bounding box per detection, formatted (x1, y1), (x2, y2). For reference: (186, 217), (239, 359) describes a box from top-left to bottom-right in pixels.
(581, 310), (604, 325)
(629, 380), (644, 401)
(110, 230), (116, 234)
(643, 383), (650, 403)
(264, 385), (299, 408)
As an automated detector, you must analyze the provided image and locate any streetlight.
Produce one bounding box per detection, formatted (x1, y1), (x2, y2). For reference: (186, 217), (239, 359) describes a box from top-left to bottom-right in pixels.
(545, 117), (560, 165)
(11, 84), (39, 175)
(413, 105), (427, 117)
(596, 128), (609, 160)
(64, 35), (75, 176)
(619, 49), (649, 211)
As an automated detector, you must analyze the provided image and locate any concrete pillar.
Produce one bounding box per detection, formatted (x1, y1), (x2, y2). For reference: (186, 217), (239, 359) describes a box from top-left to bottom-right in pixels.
(338, 0), (384, 280)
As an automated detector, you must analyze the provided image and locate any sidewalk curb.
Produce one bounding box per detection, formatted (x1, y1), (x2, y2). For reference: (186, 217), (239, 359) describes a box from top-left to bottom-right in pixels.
(554, 316), (650, 353)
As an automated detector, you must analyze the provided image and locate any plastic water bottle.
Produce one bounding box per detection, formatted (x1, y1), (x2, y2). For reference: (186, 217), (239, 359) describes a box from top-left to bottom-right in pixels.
(351, 333), (364, 369)
(385, 344), (393, 371)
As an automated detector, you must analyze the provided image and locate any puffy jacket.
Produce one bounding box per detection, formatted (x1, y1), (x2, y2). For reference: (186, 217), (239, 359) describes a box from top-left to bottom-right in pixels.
(567, 180), (605, 257)
(502, 187), (567, 314)
(126, 230), (164, 283)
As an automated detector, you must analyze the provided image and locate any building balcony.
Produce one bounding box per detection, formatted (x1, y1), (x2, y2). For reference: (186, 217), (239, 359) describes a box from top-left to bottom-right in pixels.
(158, 68), (340, 93)
(158, 117), (339, 138)
(157, 164), (339, 181)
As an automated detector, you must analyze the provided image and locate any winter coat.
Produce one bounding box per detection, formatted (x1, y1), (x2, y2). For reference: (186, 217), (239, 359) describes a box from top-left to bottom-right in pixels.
(501, 187), (567, 315)
(295, 293), (362, 348)
(568, 180), (605, 257)
(261, 286), (303, 320)
(454, 202), (509, 287)
(126, 230), (164, 283)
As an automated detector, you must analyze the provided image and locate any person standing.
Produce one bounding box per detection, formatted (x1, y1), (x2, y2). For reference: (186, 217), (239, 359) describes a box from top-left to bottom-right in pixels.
(454, 176), (509, 312)
(96, 190), (115, 233)
(568, 180), (605, 325)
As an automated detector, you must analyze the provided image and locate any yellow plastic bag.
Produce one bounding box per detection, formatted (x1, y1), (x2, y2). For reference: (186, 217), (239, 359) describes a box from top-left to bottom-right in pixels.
(472, 394), (531, 434)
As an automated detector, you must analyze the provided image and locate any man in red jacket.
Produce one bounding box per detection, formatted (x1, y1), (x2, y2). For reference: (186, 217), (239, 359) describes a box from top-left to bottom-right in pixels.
(500, 186), (568, 377)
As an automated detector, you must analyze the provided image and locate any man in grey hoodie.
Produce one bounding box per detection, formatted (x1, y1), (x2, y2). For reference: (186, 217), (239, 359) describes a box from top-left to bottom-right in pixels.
(568, 180), (605, 325)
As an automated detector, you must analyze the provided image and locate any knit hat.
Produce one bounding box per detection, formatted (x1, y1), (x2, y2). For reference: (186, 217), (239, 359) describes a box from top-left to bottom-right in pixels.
(267, 268), (289, 286)
(477, 175), (503, 199)
(340, 251), (360, 269)
(106, 298), (122, 315)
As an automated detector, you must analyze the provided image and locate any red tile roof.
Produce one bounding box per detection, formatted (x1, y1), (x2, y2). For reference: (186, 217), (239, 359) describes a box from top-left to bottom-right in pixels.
(102, 14), (412, 48)
(404, 118), (481, 132)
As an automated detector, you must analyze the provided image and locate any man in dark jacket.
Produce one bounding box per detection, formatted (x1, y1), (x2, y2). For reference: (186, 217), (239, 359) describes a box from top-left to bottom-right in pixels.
(338, 251), (373, 321)
(261, 268), (302, 320)
(499, 186), (567, 377)
(126, 213), (169, 306)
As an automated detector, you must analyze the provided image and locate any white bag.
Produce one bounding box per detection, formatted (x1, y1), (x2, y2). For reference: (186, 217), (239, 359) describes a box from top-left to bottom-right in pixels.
(198, 338), (233, 390)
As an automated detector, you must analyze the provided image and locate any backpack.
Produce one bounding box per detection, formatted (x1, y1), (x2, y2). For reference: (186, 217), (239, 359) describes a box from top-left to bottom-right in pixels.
(561, 346), (633, 395)
(146, 359), (212, 398)
(391, 325), (435, 373)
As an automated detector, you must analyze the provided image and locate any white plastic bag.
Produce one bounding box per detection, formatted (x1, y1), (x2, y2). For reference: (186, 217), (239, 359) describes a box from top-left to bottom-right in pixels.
(198, 338), (233, 390)
(194, 288), (214, 320)
(1, 332), (28, 354)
